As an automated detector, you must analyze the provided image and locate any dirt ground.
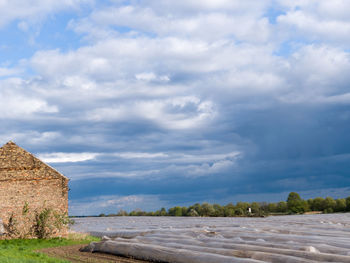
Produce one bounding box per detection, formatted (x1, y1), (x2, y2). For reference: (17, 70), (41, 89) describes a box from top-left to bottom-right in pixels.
(40, 244), (151, 263)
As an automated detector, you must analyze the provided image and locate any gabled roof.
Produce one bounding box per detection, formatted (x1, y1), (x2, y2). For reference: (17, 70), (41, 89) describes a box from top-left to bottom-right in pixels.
(0, 141), (68, 181)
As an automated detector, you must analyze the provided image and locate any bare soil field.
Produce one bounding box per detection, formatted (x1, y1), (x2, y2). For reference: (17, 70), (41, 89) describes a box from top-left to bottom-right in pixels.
(40, 244), (150, 263)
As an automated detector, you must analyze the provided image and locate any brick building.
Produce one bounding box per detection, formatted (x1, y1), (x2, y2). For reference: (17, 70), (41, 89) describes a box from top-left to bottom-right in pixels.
(0, 141), (69, 223)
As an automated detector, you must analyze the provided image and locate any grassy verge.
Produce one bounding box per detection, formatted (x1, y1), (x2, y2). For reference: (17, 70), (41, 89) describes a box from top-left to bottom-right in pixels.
(0, 233), (100, 263)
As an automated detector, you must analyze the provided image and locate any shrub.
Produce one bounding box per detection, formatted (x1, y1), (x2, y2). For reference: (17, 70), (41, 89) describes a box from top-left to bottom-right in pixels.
(32, 208), (54, 239)
(3, 214), (19, 238)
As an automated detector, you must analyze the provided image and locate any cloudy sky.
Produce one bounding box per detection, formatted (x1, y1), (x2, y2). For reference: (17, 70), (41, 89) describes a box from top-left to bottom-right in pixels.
(1, 0), (350, 215)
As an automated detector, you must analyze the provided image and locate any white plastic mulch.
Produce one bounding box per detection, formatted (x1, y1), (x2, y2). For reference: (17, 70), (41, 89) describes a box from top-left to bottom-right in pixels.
(74, 214), (350, 263)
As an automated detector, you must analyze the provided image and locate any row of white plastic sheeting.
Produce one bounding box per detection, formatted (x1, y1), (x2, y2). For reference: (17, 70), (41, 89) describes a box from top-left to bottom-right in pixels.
(76, 214), (350, 262)
(83, 237), (263, 263)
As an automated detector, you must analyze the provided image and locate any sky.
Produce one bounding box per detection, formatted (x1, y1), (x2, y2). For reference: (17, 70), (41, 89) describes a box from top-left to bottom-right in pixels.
(1, 0), (350, 216)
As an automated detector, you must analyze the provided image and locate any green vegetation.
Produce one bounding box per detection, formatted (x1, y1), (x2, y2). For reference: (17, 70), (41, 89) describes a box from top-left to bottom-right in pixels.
(287, 192), (309, 214)
(32, 208), (71, 239)
(0, 234), (99, 263)
(98, 193), (350, 217)
(3, 204), (71, 239)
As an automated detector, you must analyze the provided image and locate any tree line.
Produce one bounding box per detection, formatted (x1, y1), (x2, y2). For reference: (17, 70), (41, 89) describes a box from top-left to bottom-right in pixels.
(98, 192), (350, 217)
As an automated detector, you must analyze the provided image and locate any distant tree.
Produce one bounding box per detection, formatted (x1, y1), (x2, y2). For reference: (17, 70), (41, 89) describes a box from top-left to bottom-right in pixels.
(250, 202), (261, 214)
(287, 192), (301, 203)
(175, 206), (182, 216)
(168, 207), (176, 216)
(234, 208), (244, 216)
(335, 198), (346, 212)
(95, 193), (349, 218)
(129, 209), (146, 216)
(301, 200), (310, 212)
(224, 203), (235, 217)
(129, 210), (136, 216)
(323, 197), (336, 213)
(201, 203), (215, 217)
(259, 202), (269, 214)
(310, 197), (325, 211)
(108, 213), (117, 217)
(276, 201), (288, 213)
(346, 197), (350, 211)
(307, 198), (313, 208)
(267, 203), (277, 213)
(154, 210), (160, 216)
(236, 202), (250, 215)
(213, 204), (225, 217)
(192, 203), (202, 215)
(287, 192), (309, 213)
(137, 210), (147, 216)
(188, 209), (199, 217)
(182, 207), (188, 216)
(116, 209), (128, 216)
(160, 207), (167, 216)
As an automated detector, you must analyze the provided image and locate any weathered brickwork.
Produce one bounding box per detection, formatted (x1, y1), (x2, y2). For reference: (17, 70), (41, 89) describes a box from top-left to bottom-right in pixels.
(0, 141), (68, 225)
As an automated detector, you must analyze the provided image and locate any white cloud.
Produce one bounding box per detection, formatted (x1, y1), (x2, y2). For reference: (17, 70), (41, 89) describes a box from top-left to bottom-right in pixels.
(87, 96), (215, 130)
(278, 0), (350, 20)
(0, 0), (92, 28)
(28, 36), (285, 114)
(38, 152), (99, 163)
(0, 67), (20, 77)
(277, 0), (350, 45)
(62, 151), (241, 180)
(114, 152), (168, 159)
(0, 131), (62, 147)
(135, 72), (170, 82)
(146, 0), (270, 12)
(89, 170), (159, 179)
(170, 152), (240, 164)
(30, 38), (217, 78)
(143, 151), (242, 178)
(278, 11), (350, 42)
(188, 159), (237, 177)
(278, 45), (350, 104)
(0, 97), (58, 118)
(29, 132), (61, 144)
(70, 3), (272, 42)
(0, 78), (58, 119)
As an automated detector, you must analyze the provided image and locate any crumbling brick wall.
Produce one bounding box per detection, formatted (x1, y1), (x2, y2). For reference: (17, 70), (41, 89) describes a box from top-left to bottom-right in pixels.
(0, 142), (69, 235)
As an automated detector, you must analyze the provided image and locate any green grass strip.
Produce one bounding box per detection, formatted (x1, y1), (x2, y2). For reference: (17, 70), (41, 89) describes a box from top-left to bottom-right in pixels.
(0, 234), (99, 263)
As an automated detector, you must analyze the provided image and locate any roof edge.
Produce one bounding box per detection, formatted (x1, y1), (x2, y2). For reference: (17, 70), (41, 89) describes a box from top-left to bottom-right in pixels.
(0, 141), (69, 181)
